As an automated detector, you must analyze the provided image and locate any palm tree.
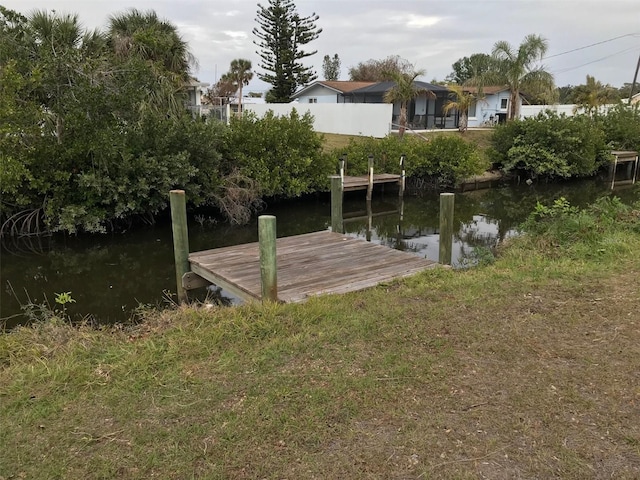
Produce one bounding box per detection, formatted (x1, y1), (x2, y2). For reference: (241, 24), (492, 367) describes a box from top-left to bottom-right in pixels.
(442, 85), (482, 133)
(383, 69), (433, 137)
(228, 59), (253, 116)
(108, 9), (196, 80)
(571, 75), (619, 116)
(26, 10), (106, 142)
(471, 34), (554, 120)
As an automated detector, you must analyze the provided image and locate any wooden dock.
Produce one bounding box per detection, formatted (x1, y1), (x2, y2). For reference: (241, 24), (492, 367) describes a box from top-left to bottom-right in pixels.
(188, 231), (437, 303)
(342, 174), (402, 192)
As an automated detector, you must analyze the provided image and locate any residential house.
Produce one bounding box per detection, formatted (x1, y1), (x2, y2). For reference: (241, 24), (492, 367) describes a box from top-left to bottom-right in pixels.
(344, 81), (453, 130)
(291, 81), (376, 104)
(184, 78), (210, 116)
(462, 86), (522, 127)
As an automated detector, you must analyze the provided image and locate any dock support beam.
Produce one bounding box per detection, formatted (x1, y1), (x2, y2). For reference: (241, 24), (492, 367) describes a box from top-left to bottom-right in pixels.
(170, 189), (190, 303)
(331, 175), (343, 234)
(366, 154), (374, 201)
(259, 215), (278, 302)
(439, 193), (455, 266)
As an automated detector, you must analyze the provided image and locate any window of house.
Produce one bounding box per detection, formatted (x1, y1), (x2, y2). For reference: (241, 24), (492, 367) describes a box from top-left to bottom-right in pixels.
(308, 98), (317, 103)
(468, 101), (477, 118)
(500, 98), (508, 109)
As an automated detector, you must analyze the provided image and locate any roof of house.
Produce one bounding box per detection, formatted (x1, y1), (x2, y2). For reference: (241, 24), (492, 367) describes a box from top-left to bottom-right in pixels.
(461, 86), (509, 95)
(347, 81), (450, 96)
(292, 80), (376, 98)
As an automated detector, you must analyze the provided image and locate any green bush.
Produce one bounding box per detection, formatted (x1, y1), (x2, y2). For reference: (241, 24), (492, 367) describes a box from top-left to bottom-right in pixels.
(490, 112), (610, 179)
(521, 196), (639, 255)
(596, 104), (640, 153)
(226, 110), (334, 198)
(336, 134), (487, 187)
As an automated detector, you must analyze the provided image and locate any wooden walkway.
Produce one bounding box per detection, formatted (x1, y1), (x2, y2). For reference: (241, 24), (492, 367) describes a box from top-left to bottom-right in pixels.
(188, 231), (437, 303)
(343, 174), (401, 192)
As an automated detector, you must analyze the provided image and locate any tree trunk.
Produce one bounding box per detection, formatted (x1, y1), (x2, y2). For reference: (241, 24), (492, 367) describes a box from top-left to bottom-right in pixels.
(459, 112), (468, 133)
(238, 84), (243, 117)
(398, 104), (407, 138)
(509, 90), (518, 120)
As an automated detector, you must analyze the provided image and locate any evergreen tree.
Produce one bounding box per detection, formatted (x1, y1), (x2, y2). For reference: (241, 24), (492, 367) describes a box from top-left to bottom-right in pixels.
(253, 0), (322, 103)
(322, 53), (340, 81)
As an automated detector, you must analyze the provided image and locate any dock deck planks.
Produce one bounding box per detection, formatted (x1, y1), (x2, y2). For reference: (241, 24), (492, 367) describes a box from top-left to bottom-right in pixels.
(342, 174), (401, 192)
(189, 231), (437, 303)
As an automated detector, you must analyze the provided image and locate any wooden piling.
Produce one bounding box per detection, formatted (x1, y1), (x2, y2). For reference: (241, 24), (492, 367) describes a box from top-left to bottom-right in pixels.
(258, 215), (278, 302)
(439, 193), (455, 265)
(331, 175), (343, 233)
(367, 154), (374, 201)
(170, 189), (190, 303)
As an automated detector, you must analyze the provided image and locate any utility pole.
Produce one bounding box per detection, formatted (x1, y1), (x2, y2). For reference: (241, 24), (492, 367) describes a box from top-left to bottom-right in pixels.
(628, 53), (640, 104)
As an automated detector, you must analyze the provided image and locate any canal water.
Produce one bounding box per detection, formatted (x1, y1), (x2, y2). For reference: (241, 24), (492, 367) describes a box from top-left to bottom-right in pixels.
(1, 178), (638, 329)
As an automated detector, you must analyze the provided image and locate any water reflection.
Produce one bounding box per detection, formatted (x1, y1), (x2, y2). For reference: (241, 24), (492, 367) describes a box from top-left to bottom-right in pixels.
(1, 179), (638, 328)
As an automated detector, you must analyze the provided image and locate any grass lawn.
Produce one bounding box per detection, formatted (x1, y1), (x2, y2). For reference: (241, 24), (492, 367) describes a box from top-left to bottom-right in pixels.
(2, 202), (639, 479)
(321, 129), (494, 155)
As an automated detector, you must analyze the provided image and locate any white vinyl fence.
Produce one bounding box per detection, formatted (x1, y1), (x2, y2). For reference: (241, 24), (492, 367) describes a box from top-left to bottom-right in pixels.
(243, 103), (393, 138)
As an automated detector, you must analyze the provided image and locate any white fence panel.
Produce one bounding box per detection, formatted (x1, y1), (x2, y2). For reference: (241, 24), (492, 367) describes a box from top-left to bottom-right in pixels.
(520, 104), (616, 119)
(244, 103), (393, 138)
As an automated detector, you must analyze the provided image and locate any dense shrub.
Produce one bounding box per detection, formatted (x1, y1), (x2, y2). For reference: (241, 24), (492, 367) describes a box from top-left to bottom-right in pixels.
(490, 112), (610, 179)
(336, 134), (487, 187)
(226, 110), (334, 198)
(596, 104), (640, 153)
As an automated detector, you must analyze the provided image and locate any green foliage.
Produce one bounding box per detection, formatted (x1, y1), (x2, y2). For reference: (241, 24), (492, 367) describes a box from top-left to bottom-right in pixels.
(521, 196), (639, 257)
(226, 110), (333, 197)
(336, 134), (487, 187)
(597, 104), (640, 153)
(490, 112), (610, 178)
(253, 0), (321, 102)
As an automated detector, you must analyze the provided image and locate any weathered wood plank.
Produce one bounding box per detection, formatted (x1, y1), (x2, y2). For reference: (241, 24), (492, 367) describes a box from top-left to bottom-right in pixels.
(188, 231), (437, 303)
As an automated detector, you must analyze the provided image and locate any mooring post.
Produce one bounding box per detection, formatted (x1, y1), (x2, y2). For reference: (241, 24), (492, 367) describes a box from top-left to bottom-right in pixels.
(399, 153), (406, 197)
(439, 193), (455, 266)
(367, 154), (374, 201)
(170, 189), (190, 303)
(339, 154), (345, 183)
(258, 215), (278, 302)
(330, 175), (343, 233)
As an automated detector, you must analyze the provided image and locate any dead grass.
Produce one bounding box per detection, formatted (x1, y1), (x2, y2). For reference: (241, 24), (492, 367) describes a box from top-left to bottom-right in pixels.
(320, 132), (361, 152)
(1, 229), (639, 479)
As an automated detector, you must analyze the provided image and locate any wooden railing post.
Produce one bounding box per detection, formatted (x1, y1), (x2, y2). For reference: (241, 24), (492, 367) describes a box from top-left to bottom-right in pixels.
(399, 153), (406, 197)
(170, 189), (190, 303)
(439, 193), (455, 266)
(330, 175), (343, 234)
(366, 154), (374, 201)
(258, 215), (278, 302)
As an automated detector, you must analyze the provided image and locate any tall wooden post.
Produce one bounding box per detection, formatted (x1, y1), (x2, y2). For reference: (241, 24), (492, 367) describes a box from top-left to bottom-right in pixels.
(170, 190), (190, 303)
(439, 193), (455, 265)
(399, 153), (406, 197)
(366, 154), (374, 201)
(258, 215), (278, 302)
(330, 175), (343, 233)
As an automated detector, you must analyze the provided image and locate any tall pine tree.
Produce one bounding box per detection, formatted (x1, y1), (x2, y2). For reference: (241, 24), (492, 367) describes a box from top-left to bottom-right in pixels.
(253, 0), (321, 103)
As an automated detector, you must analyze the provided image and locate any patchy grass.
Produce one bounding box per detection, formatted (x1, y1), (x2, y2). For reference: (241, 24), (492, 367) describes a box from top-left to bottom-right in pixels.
(320, 132), (362, 152)
(321, 129), (494, 158)
(1, 201), (640, 479)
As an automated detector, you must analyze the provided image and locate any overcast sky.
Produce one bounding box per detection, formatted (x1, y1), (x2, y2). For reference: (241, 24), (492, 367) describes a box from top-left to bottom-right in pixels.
(4, 0), (640, 93)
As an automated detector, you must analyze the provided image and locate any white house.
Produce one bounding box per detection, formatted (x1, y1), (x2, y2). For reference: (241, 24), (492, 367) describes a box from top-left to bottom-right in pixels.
(463, 86), (520, 127)
(184, 78), (210, 116)
(291, 81), (375, 104)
